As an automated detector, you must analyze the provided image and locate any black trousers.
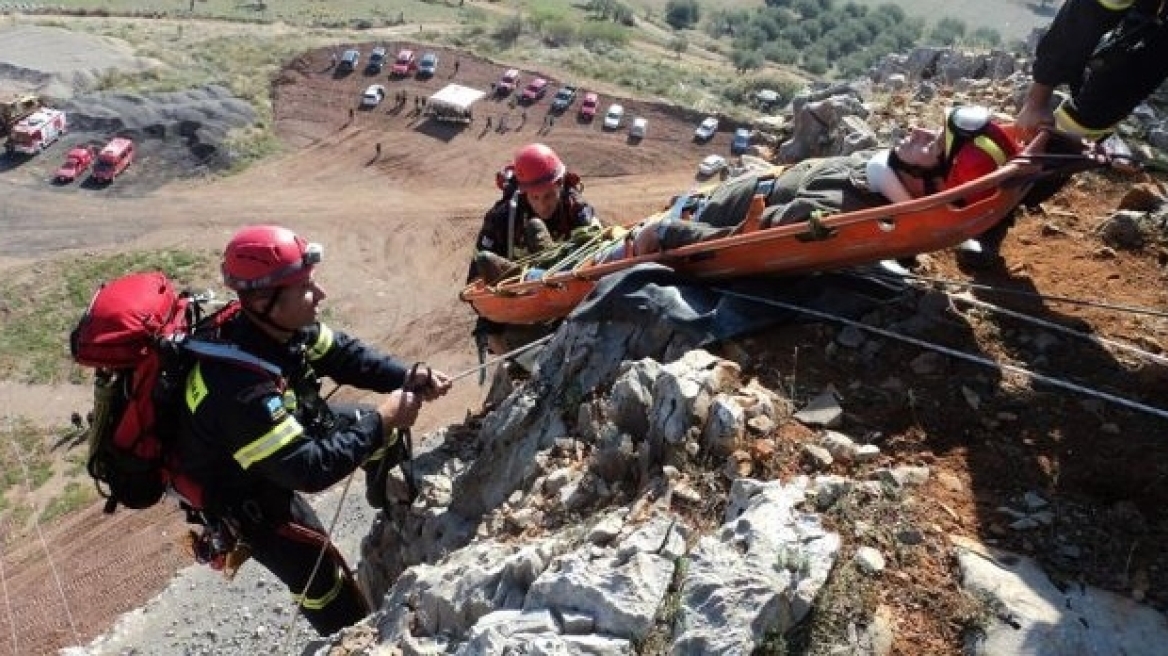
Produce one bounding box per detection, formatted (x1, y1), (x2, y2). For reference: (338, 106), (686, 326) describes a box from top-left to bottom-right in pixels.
(238, 493), (368, 636)
(1063, 26), (1168, 136)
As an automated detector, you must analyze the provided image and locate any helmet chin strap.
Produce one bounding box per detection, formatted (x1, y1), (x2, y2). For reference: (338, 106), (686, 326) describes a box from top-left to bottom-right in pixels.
(244, 287), (301, 338)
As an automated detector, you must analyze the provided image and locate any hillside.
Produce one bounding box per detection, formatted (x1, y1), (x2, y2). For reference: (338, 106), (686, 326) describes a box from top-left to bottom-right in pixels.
(2, 5), (1168, 656)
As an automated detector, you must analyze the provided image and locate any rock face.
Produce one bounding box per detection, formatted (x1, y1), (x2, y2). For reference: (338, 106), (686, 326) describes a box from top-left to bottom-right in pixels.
(356, 314), (841, 652)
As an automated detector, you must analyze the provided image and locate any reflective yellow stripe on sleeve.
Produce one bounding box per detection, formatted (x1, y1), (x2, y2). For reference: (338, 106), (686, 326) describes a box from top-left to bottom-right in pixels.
(233, 415), (304, 469)
(306, 324), (334, 361)
(297, 565), (345, 610)
(1095, 0), (1135, 11)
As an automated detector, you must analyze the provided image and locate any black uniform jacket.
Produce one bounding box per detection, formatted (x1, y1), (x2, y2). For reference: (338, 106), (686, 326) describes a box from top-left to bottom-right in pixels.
(467, 186), (596, 282)
(177, 312), (408, 516)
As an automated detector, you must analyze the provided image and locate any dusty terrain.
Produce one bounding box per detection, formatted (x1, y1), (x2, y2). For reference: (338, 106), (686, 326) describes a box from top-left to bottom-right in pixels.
(3, 26), (1168, 656)
(0, 36), (722, 655)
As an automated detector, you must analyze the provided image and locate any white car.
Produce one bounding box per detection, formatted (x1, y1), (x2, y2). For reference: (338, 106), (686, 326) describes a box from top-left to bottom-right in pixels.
(694, 116), (719, 142)
(360, 84), (386, 107)
(698, 154), (728, 177)
(603, 104), (624, 130)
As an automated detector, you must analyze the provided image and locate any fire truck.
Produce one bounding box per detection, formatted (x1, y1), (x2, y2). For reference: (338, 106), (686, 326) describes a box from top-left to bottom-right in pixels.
(6, 107), (67, 155)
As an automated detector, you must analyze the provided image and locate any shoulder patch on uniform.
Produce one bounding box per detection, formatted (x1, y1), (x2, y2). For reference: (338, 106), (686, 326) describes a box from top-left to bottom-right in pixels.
(262, 395), (289, 422)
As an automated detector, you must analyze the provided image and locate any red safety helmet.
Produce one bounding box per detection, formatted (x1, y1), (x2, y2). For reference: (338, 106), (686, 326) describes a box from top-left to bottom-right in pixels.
(221, 225), (322, 292)
(512, 143), (566, 193)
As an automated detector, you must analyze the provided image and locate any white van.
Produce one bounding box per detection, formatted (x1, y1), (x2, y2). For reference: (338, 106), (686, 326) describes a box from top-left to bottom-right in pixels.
(630, 117), (648, 140)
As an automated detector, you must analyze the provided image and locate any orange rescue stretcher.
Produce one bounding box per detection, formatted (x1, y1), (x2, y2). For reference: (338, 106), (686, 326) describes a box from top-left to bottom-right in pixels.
(460, 130), (1111, 326)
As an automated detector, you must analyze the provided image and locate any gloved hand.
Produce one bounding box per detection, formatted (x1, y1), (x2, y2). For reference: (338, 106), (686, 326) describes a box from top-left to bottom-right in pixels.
(407, 367), (452, 401)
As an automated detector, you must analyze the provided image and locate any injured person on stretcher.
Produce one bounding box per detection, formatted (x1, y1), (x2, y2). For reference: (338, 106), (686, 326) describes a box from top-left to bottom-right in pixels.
(598, 105), (1020, 263)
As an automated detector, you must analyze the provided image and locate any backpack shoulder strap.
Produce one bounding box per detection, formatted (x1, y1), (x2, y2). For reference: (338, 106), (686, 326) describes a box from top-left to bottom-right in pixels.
(183, 340), (282, 378)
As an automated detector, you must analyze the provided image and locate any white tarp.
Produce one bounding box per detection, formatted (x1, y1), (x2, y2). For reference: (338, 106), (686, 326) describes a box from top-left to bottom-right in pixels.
(428, 83), (486, 112)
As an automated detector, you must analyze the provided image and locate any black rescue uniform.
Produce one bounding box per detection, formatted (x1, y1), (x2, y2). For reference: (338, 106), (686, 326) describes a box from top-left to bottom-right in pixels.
(177, 312), (409, 636)
(1033, 0), (1168, 139)
(466, 180), (597, 283)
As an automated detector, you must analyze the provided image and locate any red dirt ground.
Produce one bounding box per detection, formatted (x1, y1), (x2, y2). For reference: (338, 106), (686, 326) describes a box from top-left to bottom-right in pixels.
(2, 41), (1167, 655)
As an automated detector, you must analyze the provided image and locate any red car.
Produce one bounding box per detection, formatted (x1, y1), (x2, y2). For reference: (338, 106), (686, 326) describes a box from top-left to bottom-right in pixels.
(54, 146), (93, 183)
(390, 49), (415, 76)
(521, 78), (549, 103)
(579, 92), (599, 121)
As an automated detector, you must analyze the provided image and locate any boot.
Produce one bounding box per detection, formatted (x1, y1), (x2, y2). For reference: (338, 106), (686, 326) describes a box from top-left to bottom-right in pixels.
(474, 251), (520, 285)
(525, 218), (556, 253)
(657, 221), (733, 250)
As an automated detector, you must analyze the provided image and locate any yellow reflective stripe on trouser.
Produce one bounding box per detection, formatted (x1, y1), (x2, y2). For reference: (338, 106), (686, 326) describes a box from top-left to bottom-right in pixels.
(306, 324), (335, 361)
(233, 415), (304, 469)
(185, 363), (210, 412)
(1054, 102), (1115, 141)
(362, 429), (400, 464)
(298, 565), (345, 610)
(1095, 0), (1135, 11)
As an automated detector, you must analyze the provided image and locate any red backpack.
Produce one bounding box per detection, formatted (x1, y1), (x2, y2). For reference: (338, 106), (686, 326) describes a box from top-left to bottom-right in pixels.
(70, 272), (280, 513)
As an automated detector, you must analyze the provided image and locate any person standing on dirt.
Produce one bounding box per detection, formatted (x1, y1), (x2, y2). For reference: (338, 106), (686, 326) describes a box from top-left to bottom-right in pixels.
(1016, 0), (1168, 142)
(174, 225), (452, 636)
(468, 143), (601, 353)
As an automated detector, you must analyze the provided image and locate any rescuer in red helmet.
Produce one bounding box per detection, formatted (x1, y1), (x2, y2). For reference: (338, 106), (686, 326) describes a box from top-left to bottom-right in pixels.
(469, 143), (601, 354)
(469, 143), (599, 285)
(176, 224), (451, 636)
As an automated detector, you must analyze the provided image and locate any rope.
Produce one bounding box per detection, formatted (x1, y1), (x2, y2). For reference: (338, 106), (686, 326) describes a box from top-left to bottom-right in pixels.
(875, 270), (1168, 319)
(0, 517), (18, 656)
(280, 334), (556, 646)
(451, 333), (556, 383)
(947, 290), (1168, 367)
(278, 468), (357, 654)
(0, 427), (81, 649)
(712, 287), (1168, 421)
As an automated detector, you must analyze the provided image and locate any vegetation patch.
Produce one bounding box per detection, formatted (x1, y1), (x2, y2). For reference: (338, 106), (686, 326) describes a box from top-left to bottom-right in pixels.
(0, 249), (217, 385)
(0, 416), (94, 537)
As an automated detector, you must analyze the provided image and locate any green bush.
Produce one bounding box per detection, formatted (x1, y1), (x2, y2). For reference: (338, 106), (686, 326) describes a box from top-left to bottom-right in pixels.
(664, 0), (700, 30)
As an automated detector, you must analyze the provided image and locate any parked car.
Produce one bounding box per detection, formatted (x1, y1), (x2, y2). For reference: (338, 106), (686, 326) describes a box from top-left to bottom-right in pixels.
(417, 51), (439, 78)
(629, 117), (648, 140)
(579, 92), (599, 120)
(731, 127), (751, 155)
(361, 84), (387, 108)
(694, 116), (719, 142)
(390, 49), (415, 76)
(603, 103), (624, 130)
(91, 137), (134, 184)
(698, 153), (728, 177)
(338, 49), (360, 73)
(521, 77), (549, 103)
(550, 85), (577, 113)
(54, 146), (93, 183)
(365, 47), (387, 74)
(496, 69), (521, 96)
